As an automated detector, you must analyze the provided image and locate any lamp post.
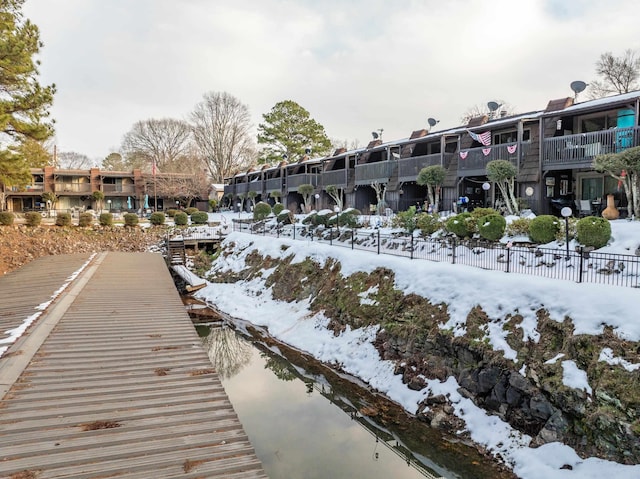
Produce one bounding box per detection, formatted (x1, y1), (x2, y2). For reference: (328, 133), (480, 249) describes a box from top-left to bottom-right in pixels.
(561, 206), (572, 260)
(482, 182), (490, 207)
(314, 193), (320, 211)
(237, 202), (241, 220)
(107, 199), (111, 212)
(334, 205), (340, 233)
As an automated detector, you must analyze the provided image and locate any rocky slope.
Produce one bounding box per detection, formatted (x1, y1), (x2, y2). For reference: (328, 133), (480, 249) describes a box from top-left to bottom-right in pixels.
(0, 225), (167, 275)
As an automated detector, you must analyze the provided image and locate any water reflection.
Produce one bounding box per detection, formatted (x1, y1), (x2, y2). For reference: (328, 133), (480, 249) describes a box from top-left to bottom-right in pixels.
(199, 324), (252, 379)
(198, 324), (451, 479)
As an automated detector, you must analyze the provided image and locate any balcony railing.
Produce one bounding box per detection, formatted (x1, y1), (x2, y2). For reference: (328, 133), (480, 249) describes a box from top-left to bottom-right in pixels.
(102, 184), (135, 193)
(238, 183), (252, 194)
(53, 183), (92, 193)
(9, 183), (44, 193)
(321, 169), (347, 188)
(458, 142), (526, 175)
(397, 153), (452, 182)
(355, 161), (393, 185)
(265, 177), (283, 193)
(286, 173), (318, 191)
(542, 126), (640, 170)
(248, 180), (263, 193)
(224, 184), (235, 196)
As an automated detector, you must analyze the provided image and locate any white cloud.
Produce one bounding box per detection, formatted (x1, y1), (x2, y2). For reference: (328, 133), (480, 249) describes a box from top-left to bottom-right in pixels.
(23, 0), (640, 160)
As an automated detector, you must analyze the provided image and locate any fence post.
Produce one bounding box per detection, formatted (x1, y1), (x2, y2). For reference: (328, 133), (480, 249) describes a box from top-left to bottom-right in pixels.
(293, 223), (296, 240)
(506, 244), (511, 273)
(410, 234), (414, 260)
(452, 237), (456, 264)
(351, 229), (354, 249)
(578, 247), (584, 283)
(330, 226), (333, 246)
(377, 229), (380, 255)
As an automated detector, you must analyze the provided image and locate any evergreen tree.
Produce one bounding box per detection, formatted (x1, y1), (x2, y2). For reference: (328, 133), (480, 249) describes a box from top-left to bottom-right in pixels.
(257, 100), (331, 164)
(0, 0), (55, 209)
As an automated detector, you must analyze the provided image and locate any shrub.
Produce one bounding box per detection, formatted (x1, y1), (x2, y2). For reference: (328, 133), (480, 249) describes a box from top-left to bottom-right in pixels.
(165, 208), (178, 218)
(24, 211), (42, 226)
(99, 212), (113, 226)
(314, 210), (332, 227)
(302, 212), (317, 225)
(55, 212), (72, 226)
(174, 211), (188, 226)
(191, 211), (208, 224)
(477, 214), (507, 241)
(272, 203), (284, 216)
(78, 212), (94, 227)
(416, 213), (442, 236)
(576, 216), (611, 249)
(393, 206), (418, 233)
(149, 212), (165, 225)
(0, 211), (14, 226)
(185, 207), (199, 215)
(528, 215), (560, 244)
(329, 208), (361, 228)
(253, 201), (272, 221)
(467, 207), (498, 234)
(506, 217), (531, 237)
(276, 209), (293, 224)
(445, 212), (472, 238)
(123, 213), (139, 227)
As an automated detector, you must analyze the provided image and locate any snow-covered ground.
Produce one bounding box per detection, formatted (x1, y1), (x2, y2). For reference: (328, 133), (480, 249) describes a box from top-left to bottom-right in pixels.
(188, 211), (640, 479)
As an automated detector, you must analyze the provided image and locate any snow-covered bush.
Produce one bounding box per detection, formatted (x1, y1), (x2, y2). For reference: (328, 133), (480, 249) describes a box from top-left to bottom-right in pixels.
(477, 214), (506, 241)
(445, 212), (473, 238)
(253, 201), (271, 221)
(528, 215), (560, 244)
(273, 203), (284, 216)
(506, 217), (531, 236)
(576, 216), (611, 249)
(416, 212), (442, 236)
(174, 212), (188, 226)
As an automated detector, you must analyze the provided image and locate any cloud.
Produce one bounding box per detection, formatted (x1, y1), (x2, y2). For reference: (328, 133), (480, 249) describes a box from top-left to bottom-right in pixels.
(23, 0), (640, 159)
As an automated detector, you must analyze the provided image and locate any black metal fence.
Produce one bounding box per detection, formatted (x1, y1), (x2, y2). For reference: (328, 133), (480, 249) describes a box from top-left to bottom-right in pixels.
(231, 220), (640, 288)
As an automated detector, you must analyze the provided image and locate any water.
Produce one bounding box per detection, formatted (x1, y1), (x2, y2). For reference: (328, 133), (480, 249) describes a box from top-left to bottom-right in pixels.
(195, 323), (514, 479)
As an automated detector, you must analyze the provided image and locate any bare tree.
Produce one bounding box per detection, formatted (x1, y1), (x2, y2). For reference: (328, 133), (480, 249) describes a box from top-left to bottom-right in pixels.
(589, 49), (640, 99)
(371, 181), (388, 214)
(148, 170), (209, 208)
(190, 91), (256, 183)
(56, 151), (93, 169)
(120, 118), (193, 172)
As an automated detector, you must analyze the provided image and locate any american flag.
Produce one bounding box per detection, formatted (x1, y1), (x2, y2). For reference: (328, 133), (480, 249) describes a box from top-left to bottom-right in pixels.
(468, 130), (492, 146)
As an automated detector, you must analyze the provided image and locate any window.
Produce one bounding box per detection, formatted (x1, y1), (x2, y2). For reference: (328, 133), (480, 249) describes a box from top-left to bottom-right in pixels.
(579, 112), (617, 132)
(494, 129), (530, 144)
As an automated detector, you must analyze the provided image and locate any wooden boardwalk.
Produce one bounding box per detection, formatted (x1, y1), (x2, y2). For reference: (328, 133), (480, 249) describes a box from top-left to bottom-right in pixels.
(0, 252), (267, 479)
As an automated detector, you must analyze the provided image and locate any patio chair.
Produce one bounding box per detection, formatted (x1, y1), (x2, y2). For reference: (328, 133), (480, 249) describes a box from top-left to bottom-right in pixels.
(575, 200), (592, 217)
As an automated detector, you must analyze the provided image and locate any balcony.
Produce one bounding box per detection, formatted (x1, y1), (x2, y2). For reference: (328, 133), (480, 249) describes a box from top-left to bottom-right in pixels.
(542, 126), (639, 171)
(247, 180), (263, 193)
(235, 183), (250, 194)
(397, 153), (452, 182)
(102, 184), (135, 194)
(224, 184), (235, 196)
(9, 183), (44, 194)
(53, 183), (92, 194)
(355, 161), (393, 185)
(458, 142), (526, 176)
(286, 173), (318, 192)
(321, 169), (347, 188)
(265, 177), (283, 193)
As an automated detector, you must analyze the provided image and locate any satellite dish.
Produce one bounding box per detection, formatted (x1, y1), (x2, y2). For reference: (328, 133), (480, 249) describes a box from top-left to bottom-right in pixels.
(487, 101), (501, 112)
(371, 131), (379, 139)
(304, 148), (311, 155)
(570, 81), (587, 94)
(427, 118), (439, 128)
(282, 153), (288, 160)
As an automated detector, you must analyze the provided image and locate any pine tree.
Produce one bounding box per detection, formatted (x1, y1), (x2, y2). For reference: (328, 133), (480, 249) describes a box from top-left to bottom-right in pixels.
(257, 100), (331, 164)
(0, 0), (56, 208)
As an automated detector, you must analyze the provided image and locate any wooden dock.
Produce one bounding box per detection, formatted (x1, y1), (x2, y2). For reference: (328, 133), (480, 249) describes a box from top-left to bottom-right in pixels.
(0, 252), (267, 479)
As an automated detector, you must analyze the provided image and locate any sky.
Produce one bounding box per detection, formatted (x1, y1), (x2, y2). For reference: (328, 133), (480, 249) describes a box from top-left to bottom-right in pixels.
(22, 0), (640, 163)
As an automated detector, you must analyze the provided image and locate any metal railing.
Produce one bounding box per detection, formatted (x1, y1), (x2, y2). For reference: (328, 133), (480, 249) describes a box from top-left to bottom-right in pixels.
(397, 153), (452, 182)
(543, 126), (640, 170)
(321, 169), (348, 188)
(232, 221), (640, 288)
(458, 142), (527, 175)
(287, 173), (319, 190)
(355, 161), (394, 185)
(102, 184), (135, 193)
(53, 183), (92, 193)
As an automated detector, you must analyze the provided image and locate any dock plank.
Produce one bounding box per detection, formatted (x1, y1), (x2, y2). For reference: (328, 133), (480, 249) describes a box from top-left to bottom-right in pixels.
(0, 252), (267, 479)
